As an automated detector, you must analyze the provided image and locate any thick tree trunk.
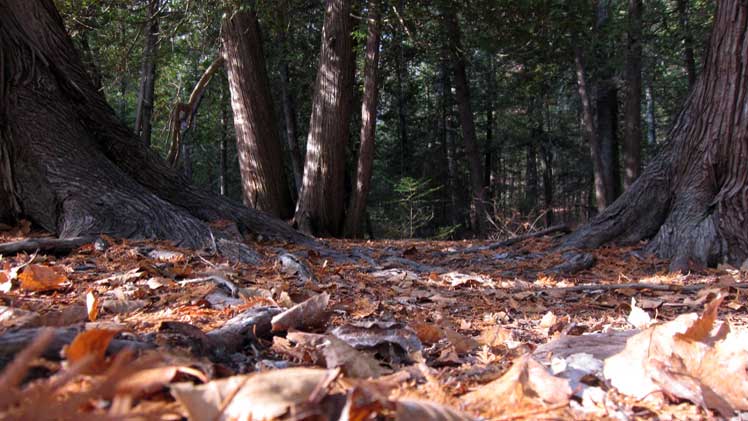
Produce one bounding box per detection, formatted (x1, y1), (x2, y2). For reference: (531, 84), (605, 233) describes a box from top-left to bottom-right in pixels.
(133, 0), (159, 148)
(219, 87), (229, 196)
(438, 61), (458, 227)
(677, 0), (698, 89)
(222, 9), (293, 219)
(345, 0), (381, 239)
(564, 0), (748, 270)
(0, 0), (307, 249)
(293, 0), (355, 237)
(443, 6), (486, 235)
(623, 0), (642, 189)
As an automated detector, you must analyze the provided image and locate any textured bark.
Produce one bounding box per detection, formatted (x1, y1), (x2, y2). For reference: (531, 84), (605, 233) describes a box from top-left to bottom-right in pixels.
(0, 0), (308, 249)
(293, 0), (355, 236)
(444, 6), (486, 235)
(677, 0), (698, 89)
(573, 44), (608, 213)
(222, 10), (293, 219)
(439, 61), (458, 226)
(623, 0), (643, 189)
(133, 0), (159, 147)
(219, 88), (229, 196)
(564, 0), (748, 270)
(345, 0), (381, 239)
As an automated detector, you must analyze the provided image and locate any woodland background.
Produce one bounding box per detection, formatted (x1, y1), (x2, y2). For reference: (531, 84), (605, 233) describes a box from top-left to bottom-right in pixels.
(55, 0), (713, 240)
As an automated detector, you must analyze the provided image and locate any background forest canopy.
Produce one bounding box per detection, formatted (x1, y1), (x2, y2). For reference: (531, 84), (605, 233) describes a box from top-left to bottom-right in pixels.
(56, 0), (714, 240)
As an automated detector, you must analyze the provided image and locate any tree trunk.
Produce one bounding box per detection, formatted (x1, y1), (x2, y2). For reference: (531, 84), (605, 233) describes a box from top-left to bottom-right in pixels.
(133, 0), (159, 148)
(564, 0), (748, 270)
(677, 0), (698, 89)
(596, 82), (621, 203)
(541, 142), (554, 226)
(276, 4), (304, 196)
(0, 0), (307, 249)
(293, 0), (355, 237)
(645, 80), (657, 144)
(222, 9), (293, 219)
(443, 6), (486, 235)
(219, 86), (229, 196)
(439, 60), (458, 227)
(623, 0), (642, 190)
(345, 0), (381, 239)
(394, 0), (409, 177)
(573, 44), (609, 213)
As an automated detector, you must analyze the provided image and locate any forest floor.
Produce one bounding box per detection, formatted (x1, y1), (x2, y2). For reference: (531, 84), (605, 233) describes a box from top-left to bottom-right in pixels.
(0, 222), (747, 420)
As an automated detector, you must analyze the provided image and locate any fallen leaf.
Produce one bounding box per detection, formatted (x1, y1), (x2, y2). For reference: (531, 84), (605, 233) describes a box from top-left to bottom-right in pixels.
(331, 321), (423, 354)
(0, 306), (39, 328)
(478, 325), (512, 348)
(147, 249), (186, 263)
(539, 311), (557, 329)
(463, 355), (571, 414)
(19, 265), (67, 292)
(627, 297), (653, 329)
(171, 367), (331, 421)
(116, 365), (208, 397)
(65, 328), (120, 374)
(0, 272), (11, 293)
(604, 294), (741, 416)
(396, 399), (475, 421)
(443, 327), (478, 354)
(287, 332), (389, 378)
(101, 299), (148, 314)
(271, 292), (330, 332)
(410, 321), (444, 345)
(86, 290), (99, 321)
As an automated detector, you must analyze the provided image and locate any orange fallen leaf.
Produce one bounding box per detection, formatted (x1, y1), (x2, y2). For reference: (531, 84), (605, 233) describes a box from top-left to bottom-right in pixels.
(410, 321), (444, 345)
(0, 272), (11, 293)
(19, 265), (67, 292)
(66, 328), (120, 374)
(86, 290), (99, 321)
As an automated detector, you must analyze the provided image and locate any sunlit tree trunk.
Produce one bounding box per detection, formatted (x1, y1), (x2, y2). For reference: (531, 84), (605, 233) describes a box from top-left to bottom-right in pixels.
(677, 0), (698, 89)
(222, 8), (293, 219)
(294, 0), (355, 236)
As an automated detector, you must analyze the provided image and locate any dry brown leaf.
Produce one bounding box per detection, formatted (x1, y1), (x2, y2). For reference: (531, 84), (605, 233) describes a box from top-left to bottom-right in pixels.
(287, 332), (390, 379)
(18, 265), (67, 292)
(171, 367), (331, 421)
(395, 399), (475, 421)
(604, 294), (742, 416)
(463, 355), (571, 414)
(116, 365), (208, 397)
(627, 297), (653, 329)
(443, 327), (478, 354)
(65, 328), (120, 374)
(86, 290), (99, 321)
(410, 321), (444, 345)
(478, 325), (512, 348)
(271, 292), (330, 332)
(331, 320), (423, 354)
(0, 272), (11, 293)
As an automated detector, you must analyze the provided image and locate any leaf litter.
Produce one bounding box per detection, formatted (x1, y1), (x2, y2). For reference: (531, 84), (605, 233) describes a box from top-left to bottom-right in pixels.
(0, 228), (746, 419)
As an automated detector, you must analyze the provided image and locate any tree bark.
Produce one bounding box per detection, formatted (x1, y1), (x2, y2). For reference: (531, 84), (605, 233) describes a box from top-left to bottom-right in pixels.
(222, 9), (293, 219)
(563, 0), (748, 270)
(645, 80), (657, 145)
(133, 0), (159, 148)
(293, 0), (355, 237)
(623, 0), (642, 190)
(275, 3), (304, 196)
(573, 43), (609, 213)
(0, 0), (308, 249)
(443, 6), (486, 235)
(394, 0), (409, 176)
(677, 0), (698, 89)
(345, 0), (381, 239)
